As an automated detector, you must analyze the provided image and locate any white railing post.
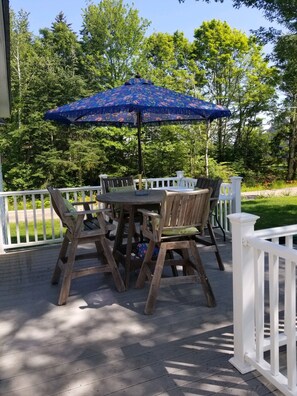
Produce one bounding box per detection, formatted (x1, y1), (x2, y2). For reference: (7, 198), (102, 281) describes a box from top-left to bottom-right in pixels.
(228, 212), (259, 373)
(0, 153), (5, 253)
(176, 170), (184, 187)
(99, 174), (108, 192)
(0, 195), (5, 254)
(230, 176), (242, 213)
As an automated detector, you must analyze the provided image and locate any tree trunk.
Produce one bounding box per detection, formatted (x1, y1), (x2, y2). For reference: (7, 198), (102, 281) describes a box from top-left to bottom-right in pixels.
(287, 112), (297, 180)
(16, 43), (22, 129)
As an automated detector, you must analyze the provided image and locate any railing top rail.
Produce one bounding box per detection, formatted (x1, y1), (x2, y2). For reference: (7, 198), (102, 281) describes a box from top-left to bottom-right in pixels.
(246, 234), (297, 262)
(254, 224), (297, 239)
(0, 186), (101, 197)
(0, 180), (233, 201)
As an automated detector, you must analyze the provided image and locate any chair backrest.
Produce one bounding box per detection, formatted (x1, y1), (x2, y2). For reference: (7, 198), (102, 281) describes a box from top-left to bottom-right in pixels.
(195, 177), (222, 212)
(102, 176), (134, 194)
(48, 186), (76, 231)
(158, 189), (211, 236)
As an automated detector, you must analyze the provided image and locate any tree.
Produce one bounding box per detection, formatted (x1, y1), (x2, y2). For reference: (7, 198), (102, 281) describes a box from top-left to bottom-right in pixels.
(37, 12), (86, 107)
(192, 20), (276, 169)
(142, 32), (208, 176)
(3, 10), (91, 190)
(144, 31), (198, 91)
(272, 34), (297, 179)
(80, 0), (150, 90)
(9, 9), (36, 129)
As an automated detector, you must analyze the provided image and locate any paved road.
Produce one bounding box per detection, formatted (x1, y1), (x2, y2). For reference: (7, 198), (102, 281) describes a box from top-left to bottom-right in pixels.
(7, 208), (58, 222)
(241, 186), (297, 199)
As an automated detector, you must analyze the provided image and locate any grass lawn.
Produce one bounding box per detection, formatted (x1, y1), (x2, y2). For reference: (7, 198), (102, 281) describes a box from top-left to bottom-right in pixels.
(241, 196), (297, 230)
(9, 219), (62, 243)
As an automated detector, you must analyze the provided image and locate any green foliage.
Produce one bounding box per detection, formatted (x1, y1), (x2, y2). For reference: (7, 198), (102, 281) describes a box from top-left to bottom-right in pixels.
(144, 31), (197, 92)
(192, 20), (277, 164)
(80, 0), (150, 90)
(272, 35), (297, 180)
(2, 0), (293, 191)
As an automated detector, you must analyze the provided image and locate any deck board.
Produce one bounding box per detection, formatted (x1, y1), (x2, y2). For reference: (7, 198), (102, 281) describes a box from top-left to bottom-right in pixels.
(0, 239), (281, 395)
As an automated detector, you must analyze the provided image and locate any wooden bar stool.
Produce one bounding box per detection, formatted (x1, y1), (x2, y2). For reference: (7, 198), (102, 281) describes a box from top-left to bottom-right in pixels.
(135, 189), (216, 314)
(48, 186), (125, 305)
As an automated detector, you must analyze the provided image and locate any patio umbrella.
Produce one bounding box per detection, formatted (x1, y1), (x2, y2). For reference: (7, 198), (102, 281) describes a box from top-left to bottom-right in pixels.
(44, 76), (231, 176)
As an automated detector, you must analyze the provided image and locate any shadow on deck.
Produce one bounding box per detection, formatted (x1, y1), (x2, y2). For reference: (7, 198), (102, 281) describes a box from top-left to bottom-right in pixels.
(0, 238), (281, 395)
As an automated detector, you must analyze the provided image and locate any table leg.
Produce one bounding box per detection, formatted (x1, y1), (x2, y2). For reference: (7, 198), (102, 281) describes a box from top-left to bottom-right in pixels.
(124, 205), (136, 288)
(113, 207), (125, 255)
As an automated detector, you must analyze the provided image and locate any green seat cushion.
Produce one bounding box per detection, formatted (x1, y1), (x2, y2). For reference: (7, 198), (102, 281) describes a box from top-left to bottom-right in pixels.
(162, 226), (199, 236)
(150, 216), (198, 236)
(109, 185), (134, 193)
(63, 198), (78, 220)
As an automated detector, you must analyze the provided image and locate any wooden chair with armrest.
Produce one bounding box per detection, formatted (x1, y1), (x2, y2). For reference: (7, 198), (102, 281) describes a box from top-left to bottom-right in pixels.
(135, 189), (216, 315)
(101, 176), (140, 241)
(194, 177), (225, 271)
(48, 186), (125, 305)
(101, 176), (135, 218)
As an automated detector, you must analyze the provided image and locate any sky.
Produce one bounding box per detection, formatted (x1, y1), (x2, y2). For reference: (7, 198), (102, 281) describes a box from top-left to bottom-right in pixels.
(9, 0), (279, 43)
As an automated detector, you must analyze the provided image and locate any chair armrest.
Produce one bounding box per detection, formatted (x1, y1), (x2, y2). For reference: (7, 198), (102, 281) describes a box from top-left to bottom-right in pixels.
(72, 200), (97, 206)
(138, 209), (161, 240)
(138, 209), (160, 218)
(64, 208), (112, 216)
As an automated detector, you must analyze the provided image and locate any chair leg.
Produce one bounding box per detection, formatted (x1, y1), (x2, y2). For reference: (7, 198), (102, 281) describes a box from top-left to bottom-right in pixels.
(100, 236), (125, 292)
(214, 213), (226, 241)
(57, 239), (78, 306)
(51, 236), (69, 284)
(167, 250), (179, 276)
(144, 244), (167, 315)
(95, 240), (105, 258)
(135, 240), (155, 288)
(106, 218), (115, 240)
(189, 240), (216, 308)
(207, 222), (225, 271)
(180, 247), (195, 276)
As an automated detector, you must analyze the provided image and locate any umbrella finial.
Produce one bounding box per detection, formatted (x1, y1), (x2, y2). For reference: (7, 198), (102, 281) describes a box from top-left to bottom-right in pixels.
(135, 73), (141, 78)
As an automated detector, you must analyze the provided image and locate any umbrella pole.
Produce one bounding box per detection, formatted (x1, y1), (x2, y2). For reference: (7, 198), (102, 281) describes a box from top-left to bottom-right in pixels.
(137, 112), (143, 190)
(205, 119), (210, 177)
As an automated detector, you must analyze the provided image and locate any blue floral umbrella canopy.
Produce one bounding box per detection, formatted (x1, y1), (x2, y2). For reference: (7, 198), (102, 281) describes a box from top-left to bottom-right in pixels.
(45, 76), (231, 174)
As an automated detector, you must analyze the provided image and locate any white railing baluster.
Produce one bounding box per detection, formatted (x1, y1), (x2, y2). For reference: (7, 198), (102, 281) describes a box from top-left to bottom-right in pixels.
(14, 196), (20, 244)
(4, 196), (10, 246)
(32, 194), (38, 242)
(23, 195), (29, 243)
(269, 251), (280, 376)
(286, 259), (297, 392)
(255, 248), (265, 363)
(41, 194), (46, 240)
(49, 196), (55, 240)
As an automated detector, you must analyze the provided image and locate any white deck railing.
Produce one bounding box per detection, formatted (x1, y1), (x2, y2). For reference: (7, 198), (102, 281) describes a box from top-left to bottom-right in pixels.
(228, 213), (297, 396)
(0, 175), (241, 252)
(0, 186), (102, 252)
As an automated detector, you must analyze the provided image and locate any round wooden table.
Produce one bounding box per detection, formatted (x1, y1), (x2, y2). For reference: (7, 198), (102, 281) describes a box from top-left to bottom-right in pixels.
(97, 189), (165, 287)
(97, 189), (165, 205)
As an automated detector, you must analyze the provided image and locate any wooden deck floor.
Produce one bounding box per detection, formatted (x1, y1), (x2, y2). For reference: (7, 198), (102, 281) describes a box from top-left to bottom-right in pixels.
(0, 238), (281, 396)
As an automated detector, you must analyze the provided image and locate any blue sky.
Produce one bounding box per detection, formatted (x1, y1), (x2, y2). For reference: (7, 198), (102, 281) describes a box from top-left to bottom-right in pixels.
(10, 0), (278, 42)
